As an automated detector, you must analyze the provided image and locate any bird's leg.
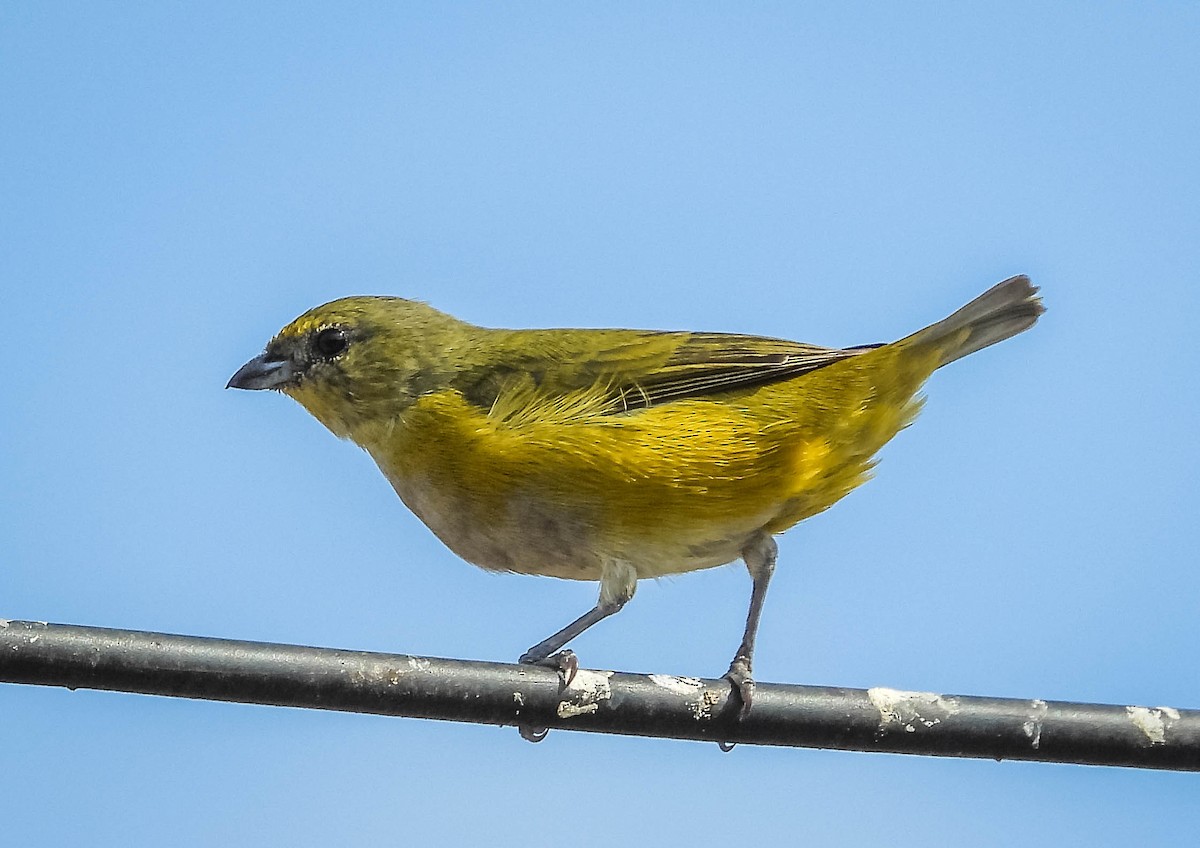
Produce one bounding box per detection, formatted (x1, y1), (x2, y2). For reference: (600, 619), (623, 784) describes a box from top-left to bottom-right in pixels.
(518, 559), (638, 684)
(725, 533), (778, 719)
(516, 562), (637, 744)
(518, 603), (618, 684)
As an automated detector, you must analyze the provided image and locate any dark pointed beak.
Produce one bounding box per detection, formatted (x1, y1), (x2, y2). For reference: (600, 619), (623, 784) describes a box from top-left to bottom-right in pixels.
(227, 354), (296, 390)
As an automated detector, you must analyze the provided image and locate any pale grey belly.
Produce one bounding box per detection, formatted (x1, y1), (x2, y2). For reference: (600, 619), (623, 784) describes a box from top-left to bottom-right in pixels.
(386, 473), (752, 581)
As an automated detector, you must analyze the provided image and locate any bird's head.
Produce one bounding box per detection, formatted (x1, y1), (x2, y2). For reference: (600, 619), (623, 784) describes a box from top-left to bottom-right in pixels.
(228, 296), (470, 441)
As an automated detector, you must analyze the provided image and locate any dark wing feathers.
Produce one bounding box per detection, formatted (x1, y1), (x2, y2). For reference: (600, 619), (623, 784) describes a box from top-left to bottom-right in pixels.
(458, 328), (877, 416)
(608, 332), (868, 411)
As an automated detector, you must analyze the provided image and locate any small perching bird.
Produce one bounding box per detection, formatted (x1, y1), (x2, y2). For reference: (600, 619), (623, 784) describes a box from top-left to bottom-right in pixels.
(229, 275), (1043, 715)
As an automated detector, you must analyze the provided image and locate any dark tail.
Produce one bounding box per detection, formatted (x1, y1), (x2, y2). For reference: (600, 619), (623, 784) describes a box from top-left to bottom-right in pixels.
(906, 275), (1045, 368)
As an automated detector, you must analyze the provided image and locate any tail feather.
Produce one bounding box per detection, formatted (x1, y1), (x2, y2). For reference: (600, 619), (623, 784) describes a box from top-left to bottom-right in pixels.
(907, 275), (1045, 368)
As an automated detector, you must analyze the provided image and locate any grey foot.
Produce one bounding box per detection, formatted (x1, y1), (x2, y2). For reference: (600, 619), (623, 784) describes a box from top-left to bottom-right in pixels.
(519, 648), (579, 687)
(515, 649), (580, 744)
(724, 655), (755, 720)
(717, 655), (755, 751)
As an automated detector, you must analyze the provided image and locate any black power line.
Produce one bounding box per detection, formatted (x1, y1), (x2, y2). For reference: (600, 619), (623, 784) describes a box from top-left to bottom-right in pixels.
(1, 620), (1195, 769)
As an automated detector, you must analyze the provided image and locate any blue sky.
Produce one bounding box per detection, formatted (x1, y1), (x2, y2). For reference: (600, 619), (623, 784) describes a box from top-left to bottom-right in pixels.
(2, 3), (1197, 844)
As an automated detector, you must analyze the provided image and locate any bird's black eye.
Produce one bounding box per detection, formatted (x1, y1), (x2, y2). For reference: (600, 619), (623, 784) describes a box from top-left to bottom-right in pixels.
(314, 327), (349, 358)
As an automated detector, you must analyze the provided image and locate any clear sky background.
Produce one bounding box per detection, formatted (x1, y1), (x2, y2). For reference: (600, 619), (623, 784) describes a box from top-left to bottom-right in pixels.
(3, 3), (1197, 844)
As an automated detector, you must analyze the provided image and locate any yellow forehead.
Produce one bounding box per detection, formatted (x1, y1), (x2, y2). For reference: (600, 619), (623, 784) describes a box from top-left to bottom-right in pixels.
(278, 314), (334, 339)
(275, 298), (382, 340)
(269, 296), (448, 346)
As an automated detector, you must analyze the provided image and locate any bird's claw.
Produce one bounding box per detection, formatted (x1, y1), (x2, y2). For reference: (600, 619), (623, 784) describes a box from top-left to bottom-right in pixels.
(519, 648), (579, 687)
(714, 656), (756, 752)
(724, 655), (755, 720)
(515, 649), (580, 744)
(518, 724), (549, 743)
(717, 655), (755, 751)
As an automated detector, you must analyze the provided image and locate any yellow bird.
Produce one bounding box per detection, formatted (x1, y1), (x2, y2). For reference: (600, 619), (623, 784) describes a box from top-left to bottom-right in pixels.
(229, 275), (1043, 714)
